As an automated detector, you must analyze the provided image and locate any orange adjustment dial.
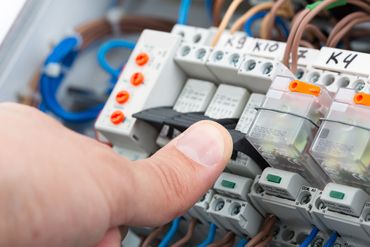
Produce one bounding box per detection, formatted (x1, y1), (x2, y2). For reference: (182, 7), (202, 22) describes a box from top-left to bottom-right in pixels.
(289, 80), (321, 96)
(116, 90), (130, 104)
(136, 53), (149, 66)
(131, 72), (144, 86)
(110, 110), (125, 125)
(354, 92), (370, 106)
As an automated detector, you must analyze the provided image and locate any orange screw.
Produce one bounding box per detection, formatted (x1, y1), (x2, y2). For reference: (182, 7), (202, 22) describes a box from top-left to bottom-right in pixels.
(116, 90), (130, 104)
(135, 53), (149, 66)
(354, 92), (370, 106)
(110, 110), (125, 125)
(131, 72), (144, 86)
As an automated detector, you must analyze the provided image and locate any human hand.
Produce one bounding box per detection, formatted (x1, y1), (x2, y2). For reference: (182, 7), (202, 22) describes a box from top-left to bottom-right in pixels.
(0, 103), (232, 247)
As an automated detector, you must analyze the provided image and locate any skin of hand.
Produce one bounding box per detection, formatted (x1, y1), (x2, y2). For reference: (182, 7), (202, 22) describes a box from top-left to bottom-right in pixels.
(0, 103), (233, 247)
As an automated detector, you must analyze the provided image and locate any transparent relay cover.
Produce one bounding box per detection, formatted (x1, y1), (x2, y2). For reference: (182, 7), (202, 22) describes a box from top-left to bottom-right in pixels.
(247, 76), (332, 188)
(311, 89), (370, 193)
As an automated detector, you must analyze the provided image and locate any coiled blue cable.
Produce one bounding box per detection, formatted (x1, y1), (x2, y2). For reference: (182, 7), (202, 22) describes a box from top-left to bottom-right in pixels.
(97, 39), (135, 80)
(299, 227), (319, 247)
(158, 217), (181, 247)
(323, 232), (338, 247)
(197, 223), (217, 247)
(235, 238), (249, 247)
(244, 11), (289, 38)
(40, 36), (104, 123)
(178, 0), (192, 24)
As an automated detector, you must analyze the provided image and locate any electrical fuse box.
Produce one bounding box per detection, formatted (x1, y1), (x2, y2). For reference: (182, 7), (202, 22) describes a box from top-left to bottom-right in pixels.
(204, 84), (249, 119)
(247, 75), (333, 188)
(213, 172), (253, 201)
(310, 88), (370, 194)
(207, 194), (262, 237)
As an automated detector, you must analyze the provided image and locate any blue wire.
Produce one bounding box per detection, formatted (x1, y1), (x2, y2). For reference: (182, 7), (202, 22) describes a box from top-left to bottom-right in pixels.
(205, 0), (213, 21)
(323, 232), (338, 247)
(158, 217), (181, 247)
(235, 238), (249, 247)
(40, 36), (104, 123)
(97, 39), (135, 80)
(244, 11), (289, 38)
(299, 227), (319, 247)
(178, 0), (192, 24)
(197, 223), (217, 247)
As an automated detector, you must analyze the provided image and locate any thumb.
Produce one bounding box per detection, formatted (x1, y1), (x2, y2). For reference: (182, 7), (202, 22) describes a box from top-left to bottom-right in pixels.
(111, 120), (233, 227)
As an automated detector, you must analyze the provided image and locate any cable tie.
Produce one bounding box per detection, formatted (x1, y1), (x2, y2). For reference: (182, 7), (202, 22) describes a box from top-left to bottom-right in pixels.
(43, 63), (63, 78)
(106, 7), (125, 36)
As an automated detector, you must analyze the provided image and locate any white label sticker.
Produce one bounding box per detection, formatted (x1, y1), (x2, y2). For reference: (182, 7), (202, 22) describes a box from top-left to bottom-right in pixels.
(246, 39), (285, 59)
(314, 47), (370, 76)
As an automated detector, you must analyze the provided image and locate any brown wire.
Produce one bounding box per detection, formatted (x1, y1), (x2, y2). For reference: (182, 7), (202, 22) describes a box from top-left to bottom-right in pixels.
(299, 40), (315, 48)
(326, 11), (368, 46)
(141, 226), (167, 247)
(171, 218), (197, 247)
(305, 24), (327, 44)
(285, 0), (370, 72)
(282, 8), (310, 68)
(255, 234), (274, 247)
(208, 232), (235, 247)
(213, 0), (225, 26)
(328, 14), (370, 47)
(289, 0), (338, 72)
(246, 216), (277, 247)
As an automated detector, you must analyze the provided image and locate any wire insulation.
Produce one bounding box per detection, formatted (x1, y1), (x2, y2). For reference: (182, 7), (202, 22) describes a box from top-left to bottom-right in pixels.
(197, 223), (217, 247)
(299, 227), (319, 247)
(159, 217), (181, 247)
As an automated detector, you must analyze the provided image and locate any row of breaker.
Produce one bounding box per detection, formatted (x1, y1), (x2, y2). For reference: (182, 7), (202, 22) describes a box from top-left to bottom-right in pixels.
(95, 25), (370, 246)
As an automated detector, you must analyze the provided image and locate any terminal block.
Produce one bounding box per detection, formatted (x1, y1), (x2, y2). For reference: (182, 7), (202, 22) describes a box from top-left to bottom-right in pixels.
(249, 170), (312, 228)
(207, 194), (262, 237)
(213, 172), (253, 201)
(310, 88), (370, 194)
(188, 190), (215, 225)
(258, 168), (309, 201)
(311, 184), (370, 246)
(247, 75), (333, 188)
(174, 43), (218, 82)
(227, 152), (262, 178)
(206, 48), (246, 86)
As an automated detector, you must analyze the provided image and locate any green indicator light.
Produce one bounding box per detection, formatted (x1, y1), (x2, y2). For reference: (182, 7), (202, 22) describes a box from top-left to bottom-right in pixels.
(266, 174), (282, 184)
(221, 180), (236, 189)
(330, 190), (345, 200)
